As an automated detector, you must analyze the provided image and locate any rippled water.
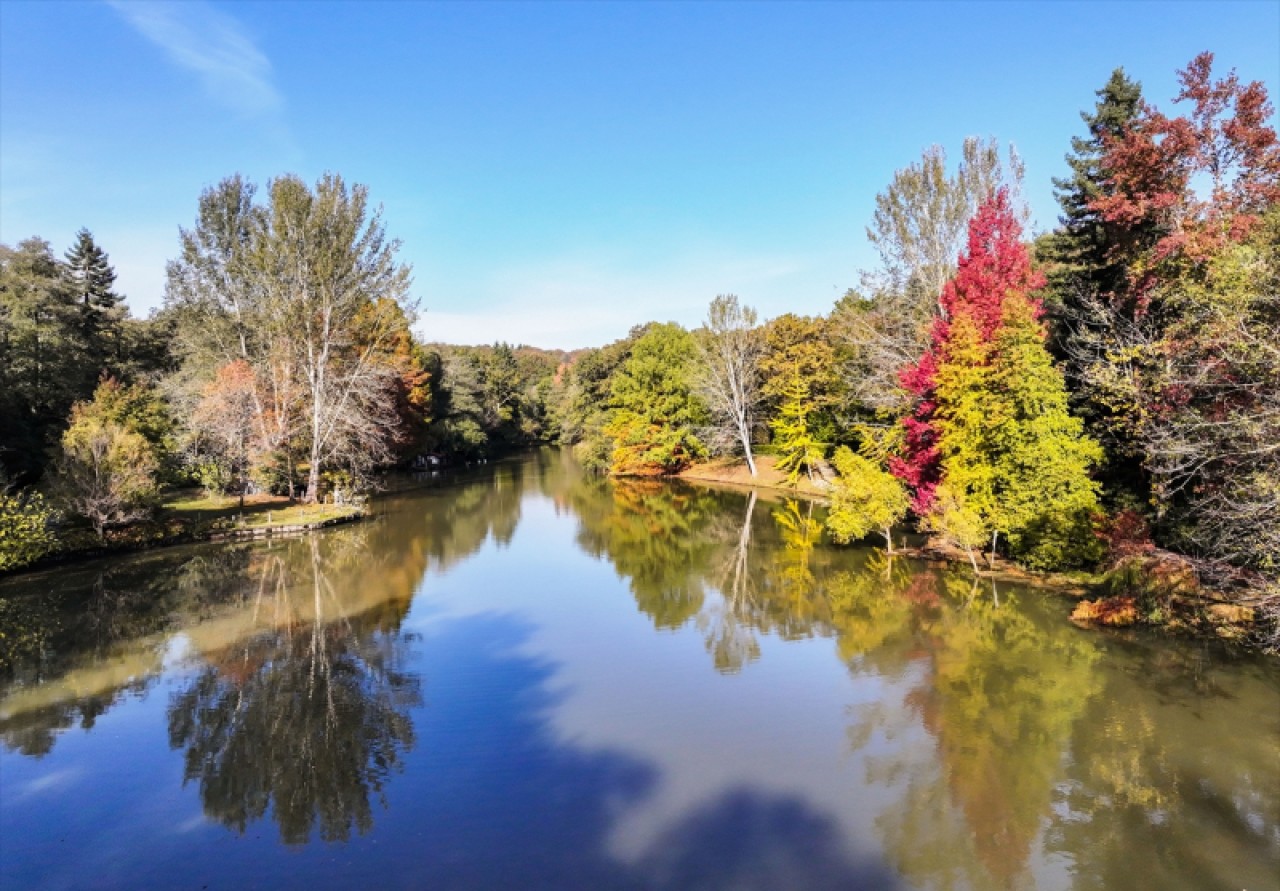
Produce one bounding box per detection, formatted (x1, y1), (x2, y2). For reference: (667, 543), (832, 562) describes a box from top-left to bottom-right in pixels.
(1, 449), (1277, 890)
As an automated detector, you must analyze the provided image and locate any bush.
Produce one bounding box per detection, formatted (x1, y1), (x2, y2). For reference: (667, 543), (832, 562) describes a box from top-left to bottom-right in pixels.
(0, 490), (58, 571)
(1006, 508), (1105, 571)
(53, 403), (159, 540)
(249, 450), (296, 496)
(192, 460), (234, 495)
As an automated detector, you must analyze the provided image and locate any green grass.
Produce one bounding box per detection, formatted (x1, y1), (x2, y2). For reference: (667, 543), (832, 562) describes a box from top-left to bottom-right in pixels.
(160, 491), (363, 530)
(236, 503), (361, 529)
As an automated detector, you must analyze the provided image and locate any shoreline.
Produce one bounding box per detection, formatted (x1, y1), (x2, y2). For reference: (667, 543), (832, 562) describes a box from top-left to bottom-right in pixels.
(676, 455), (830, 499)
(672, 456), (1267, 651)
(1, 501), (367, 578)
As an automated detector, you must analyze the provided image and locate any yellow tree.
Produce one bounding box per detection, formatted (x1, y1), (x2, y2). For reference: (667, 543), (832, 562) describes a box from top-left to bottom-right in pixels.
(825, 447), (909, 552)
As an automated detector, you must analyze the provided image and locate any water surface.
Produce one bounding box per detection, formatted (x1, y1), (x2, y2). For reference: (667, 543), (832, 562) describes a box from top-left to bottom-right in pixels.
(2, 450), (1277, 890)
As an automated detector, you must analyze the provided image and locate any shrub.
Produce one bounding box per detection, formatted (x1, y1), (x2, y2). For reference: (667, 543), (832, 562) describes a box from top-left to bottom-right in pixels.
(0, 490), (58, 571)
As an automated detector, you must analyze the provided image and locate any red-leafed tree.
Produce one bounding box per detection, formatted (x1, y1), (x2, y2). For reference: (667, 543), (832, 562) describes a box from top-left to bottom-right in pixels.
(890, 189), (1045, 511)
(1094, 52), (1280, 309)
(1067, 53), (1280, 586)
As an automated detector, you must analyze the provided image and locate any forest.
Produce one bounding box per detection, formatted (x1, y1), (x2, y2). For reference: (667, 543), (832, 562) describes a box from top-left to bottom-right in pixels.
(1, 54), (1277, 642)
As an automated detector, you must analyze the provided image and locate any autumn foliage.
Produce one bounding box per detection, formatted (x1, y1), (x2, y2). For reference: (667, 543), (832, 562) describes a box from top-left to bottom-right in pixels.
(890, 188), (1046, 512)
(1094, 52), (1280, 308)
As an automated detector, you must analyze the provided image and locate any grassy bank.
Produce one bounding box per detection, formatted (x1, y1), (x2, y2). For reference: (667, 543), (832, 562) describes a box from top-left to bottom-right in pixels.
(2, 491), (366, 577)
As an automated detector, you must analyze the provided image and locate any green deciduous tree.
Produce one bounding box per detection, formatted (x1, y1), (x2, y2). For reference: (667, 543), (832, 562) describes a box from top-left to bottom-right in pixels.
(605, 323), (706, 475)
(52, 383), (161, 540)
(921, 484), (989, 572)
(560, 327), (646, 471)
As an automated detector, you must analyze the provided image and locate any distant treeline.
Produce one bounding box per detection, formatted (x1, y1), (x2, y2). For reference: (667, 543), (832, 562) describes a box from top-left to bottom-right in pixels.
(2, 54), (1277, 628)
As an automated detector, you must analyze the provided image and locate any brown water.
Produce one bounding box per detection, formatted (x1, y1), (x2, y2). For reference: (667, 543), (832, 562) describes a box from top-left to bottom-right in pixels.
(1, 449), (1277, 890)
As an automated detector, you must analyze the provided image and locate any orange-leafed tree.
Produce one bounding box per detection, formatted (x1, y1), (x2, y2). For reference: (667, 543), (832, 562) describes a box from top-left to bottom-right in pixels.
(192, 360), (259, 505)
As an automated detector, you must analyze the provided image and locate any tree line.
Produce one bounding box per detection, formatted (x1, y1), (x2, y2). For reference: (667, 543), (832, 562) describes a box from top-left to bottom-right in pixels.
(2, 53), (1277, 612)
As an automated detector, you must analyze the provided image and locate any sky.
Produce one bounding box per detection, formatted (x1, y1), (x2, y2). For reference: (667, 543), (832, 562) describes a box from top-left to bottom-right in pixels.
(2, 1), (1277, 350)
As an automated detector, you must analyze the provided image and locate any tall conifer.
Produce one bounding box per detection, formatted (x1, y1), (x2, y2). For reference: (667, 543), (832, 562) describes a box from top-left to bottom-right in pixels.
(64, 228), (124, 379)
(891, 189), (1044, 511)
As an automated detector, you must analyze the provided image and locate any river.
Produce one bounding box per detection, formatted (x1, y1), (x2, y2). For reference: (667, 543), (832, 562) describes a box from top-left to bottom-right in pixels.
(1, 449), (1277, 890)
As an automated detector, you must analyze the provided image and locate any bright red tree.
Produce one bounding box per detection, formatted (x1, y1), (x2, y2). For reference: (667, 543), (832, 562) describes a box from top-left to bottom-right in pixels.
(890, 189), (1045, 511)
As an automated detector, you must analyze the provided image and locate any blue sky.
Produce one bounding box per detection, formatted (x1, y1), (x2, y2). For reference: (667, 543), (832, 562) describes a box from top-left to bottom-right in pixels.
(2, 1), (1277, 349)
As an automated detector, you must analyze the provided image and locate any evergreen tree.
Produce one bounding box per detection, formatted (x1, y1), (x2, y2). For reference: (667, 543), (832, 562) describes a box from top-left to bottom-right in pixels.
(1035, 70), (1149, 506)
(932, 298), (1103, 569)
(769, 370), (824, 484)
(64, 228), (126, 379)
(0, 238), (84, 480)
(64, 228), (121, 313)
(1040, 68), (1146, 308)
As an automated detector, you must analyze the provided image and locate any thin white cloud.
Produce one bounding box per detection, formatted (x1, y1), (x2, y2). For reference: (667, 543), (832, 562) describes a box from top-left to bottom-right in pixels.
(416, 246), (832, 350)
(107, 1), (281, 116)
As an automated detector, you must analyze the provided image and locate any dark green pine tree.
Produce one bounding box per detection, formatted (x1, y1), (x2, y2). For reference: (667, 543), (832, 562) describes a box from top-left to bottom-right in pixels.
(0, 238), (85, 480)
(1040, 68), (1145, 309)
(64, 228), (120, 311)
(63, 228), (125, 378)
(1037, 68), (1151, 509)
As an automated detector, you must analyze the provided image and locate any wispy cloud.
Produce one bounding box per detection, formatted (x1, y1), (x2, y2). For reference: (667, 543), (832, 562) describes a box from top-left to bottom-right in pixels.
(417, 246), (829, 350)
(107, 1), (281, 116)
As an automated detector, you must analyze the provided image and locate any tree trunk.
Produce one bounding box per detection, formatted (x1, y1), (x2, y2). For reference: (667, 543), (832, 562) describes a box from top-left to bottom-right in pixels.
(966, 547), (979, 573)
(883, 526), (894, 554)
(741, 433), (758, 478)
(305, 461), (321, 504)
(989, 530), (999, 569)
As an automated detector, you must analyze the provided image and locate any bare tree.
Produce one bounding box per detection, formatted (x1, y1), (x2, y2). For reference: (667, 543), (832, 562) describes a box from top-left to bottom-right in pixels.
(1064, 276), (1280, 570)
(259, 174), (414, 502)
(864, 137), (1026, 309)
(694, 295), (764, 476)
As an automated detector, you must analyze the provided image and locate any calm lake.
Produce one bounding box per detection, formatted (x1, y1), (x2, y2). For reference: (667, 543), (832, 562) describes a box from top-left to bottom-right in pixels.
(1, 449), (1277, 891)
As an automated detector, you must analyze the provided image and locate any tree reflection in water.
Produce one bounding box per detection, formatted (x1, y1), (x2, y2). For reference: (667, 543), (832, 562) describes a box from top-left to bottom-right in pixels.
(572, 478), (721, 630)
(0, 545), (257, 756)
(834, 572), (1101, 890)
(167, 534), (420, 845)
(574, 476), (1107, 888)
(698, 490), (761, 672)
